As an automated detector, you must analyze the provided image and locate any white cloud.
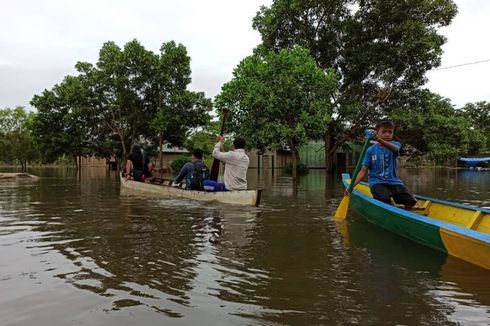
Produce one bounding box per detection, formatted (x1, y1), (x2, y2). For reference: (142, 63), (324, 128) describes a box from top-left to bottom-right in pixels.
(0, 0), (488, 109)
(0, 59), (13, 67)
(0, 0), (270, 109)
(426, 0), (490, 106)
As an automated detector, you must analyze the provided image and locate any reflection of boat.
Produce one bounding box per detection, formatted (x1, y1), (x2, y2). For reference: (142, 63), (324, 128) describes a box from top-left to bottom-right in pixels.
(120, 174), (262, 206)
(342, 173), (490, 270)
(441, 255), (490, 307)
(334, 216), (490, 313)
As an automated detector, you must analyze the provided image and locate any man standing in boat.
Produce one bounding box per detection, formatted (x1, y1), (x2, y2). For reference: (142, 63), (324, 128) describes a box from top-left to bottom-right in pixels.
(207, 136), (249, 191)
(346, 120), (417, 209)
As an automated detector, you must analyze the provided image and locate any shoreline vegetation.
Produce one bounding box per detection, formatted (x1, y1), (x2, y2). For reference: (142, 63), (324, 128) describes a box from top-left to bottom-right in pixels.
(0, 1), (488, 176)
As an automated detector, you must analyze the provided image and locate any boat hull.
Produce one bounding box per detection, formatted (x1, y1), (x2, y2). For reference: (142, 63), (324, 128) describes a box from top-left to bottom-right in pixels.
(120, 175), (261, 206)
(350, 194), (447, 253)
(342, 174), (490, 270)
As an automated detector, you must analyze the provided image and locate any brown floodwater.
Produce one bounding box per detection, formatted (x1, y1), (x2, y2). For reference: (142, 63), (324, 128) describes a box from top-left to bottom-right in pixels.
(0, 167), (489, 325)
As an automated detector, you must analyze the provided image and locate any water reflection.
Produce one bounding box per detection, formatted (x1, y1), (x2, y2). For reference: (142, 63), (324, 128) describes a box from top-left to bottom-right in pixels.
(0, 167), (488, 325)
(334, 210), (490, 325)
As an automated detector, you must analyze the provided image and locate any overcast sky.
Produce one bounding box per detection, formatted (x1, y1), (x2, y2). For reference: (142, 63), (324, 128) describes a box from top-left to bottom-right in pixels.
(1, 0), (489, 111)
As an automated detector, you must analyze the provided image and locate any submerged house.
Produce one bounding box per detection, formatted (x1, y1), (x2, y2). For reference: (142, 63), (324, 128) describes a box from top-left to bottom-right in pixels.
(248, 140), (363, 170)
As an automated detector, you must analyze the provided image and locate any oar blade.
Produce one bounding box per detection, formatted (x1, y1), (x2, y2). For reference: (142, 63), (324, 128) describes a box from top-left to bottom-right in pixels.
(334, 195), (350, 220)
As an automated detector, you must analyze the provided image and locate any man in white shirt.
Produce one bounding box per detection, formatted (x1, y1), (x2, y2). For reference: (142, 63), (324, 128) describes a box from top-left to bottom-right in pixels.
(211, 136), (249, 190)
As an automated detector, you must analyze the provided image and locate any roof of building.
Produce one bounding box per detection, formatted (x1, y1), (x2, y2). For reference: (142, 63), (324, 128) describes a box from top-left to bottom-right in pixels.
(161, 143), (189, 153)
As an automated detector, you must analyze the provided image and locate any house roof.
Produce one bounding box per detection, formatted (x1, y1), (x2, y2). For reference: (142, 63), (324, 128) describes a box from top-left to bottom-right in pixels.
(161, 143), (189, 153)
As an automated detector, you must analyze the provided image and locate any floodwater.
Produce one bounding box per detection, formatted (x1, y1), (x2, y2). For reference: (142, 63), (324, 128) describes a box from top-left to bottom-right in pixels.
(0, 167), (489, 326)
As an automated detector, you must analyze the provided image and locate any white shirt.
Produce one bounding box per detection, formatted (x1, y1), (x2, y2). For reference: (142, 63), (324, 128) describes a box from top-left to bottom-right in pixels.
(212, 142), (249, 190)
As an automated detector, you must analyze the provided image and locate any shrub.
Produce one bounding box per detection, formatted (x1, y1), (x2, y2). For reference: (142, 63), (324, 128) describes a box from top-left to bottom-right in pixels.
(170, 155), (191, 173)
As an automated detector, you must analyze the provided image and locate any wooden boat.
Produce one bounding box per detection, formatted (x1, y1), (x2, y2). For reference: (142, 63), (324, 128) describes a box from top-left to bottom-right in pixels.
(341, 173), (490, 270)
(120, 174), (262, 206)
(0, 173), (38, 181)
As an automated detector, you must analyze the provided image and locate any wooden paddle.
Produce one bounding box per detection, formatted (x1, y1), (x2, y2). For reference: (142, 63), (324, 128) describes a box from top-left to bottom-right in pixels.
(335, 132), (372, 220)
(209, 109), (230, 181)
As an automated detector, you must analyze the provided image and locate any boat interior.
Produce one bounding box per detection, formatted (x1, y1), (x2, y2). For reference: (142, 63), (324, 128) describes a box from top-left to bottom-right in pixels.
(353, 181), (490, 235)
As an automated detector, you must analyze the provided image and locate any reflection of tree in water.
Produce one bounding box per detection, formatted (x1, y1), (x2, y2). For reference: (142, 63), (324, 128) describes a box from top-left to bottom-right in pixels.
(8, 169), (488, 324)
(335, 217), (490, 325)
(208, 199), (360, 324)
(25, 177), (224, 317)
(206, 192), (465, 325)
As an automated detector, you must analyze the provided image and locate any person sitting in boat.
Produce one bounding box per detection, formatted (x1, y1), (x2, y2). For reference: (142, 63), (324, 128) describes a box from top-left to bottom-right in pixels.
(141, 149), (155, 182)
(126, 144), (146, 182)
(345, 120), (417, 209)
(204, 136), (249, 191)
(174, 148), (209, 190)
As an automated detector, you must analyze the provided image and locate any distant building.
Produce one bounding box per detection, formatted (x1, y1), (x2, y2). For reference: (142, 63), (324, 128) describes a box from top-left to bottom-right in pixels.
(156, 144), (190, 171)
(247, 149), (291, 169)
(248, 141), (363, 170)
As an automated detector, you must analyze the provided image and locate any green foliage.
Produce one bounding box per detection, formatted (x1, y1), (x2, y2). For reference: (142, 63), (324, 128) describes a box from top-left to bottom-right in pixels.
(184, 130), (216, 156)
(284, 162), (309, 175)
(30, 75), (92, 163)
(150, 41), (212, 158)
(460, 102), (490, 152)
(216, 46), (336, 158)
(170, 155), (191, 173)
(388, 90), (486, 163)
(0, 107), (40, 170)
(31, 39), (212, 164)
(252, 0), (458, 170)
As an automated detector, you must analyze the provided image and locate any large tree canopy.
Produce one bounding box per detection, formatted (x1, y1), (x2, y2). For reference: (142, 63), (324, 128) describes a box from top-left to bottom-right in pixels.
(31, 39), (212, 165)
(31, 75), (93, 166)
(253, 0), (458, 171)
(0, 107), (39, 170)
(216, 47), (337, 178)
(460, 101), (490, 152)
(388, 90), (486, 163)
(151, 41), (212, 168)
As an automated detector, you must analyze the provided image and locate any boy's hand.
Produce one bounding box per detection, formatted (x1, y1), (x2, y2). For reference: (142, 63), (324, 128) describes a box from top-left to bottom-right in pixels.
(365, 129), (376, 140)
(216, 135), (225, 142)
(344, 189), (350, 197)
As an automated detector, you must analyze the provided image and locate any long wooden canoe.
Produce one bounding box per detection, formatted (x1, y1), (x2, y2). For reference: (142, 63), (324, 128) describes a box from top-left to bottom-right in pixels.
(341, 173), (490, 270)
(120, 174), (262, 206)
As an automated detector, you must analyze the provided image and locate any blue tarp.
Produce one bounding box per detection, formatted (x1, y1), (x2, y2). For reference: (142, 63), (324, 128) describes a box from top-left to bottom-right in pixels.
(457, 157), (490, 167)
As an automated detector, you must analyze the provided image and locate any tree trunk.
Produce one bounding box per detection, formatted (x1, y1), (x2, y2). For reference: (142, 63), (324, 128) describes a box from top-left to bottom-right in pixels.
(74, 155), (79, 170)
(122, 145), (127, 163)
(324, 126), (336, 174)
(158, 134), (164, 176)
(291, 149), (298, 180)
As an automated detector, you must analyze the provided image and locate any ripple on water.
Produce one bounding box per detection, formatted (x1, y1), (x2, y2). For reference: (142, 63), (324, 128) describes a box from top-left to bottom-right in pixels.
(0, 168), (489, 325)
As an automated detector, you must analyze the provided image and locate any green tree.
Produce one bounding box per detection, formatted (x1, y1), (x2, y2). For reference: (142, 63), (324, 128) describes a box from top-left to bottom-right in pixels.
(460, 102), (490, 152)
(253, 0), (458, 172)
(215, 47), (337, 178)
(74, 39), (158, 161)
(388, 90), (485, 163)
(0, 107), (40, 171)
(151, 41), (212, 168)
(184, 130), (216, 156)
(31, 75), (93, 167)
(31, 39), (212, 167)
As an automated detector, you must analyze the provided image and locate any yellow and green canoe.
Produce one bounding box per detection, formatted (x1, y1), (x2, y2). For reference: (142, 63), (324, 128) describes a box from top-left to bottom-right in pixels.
(342, 173), (490, 270)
